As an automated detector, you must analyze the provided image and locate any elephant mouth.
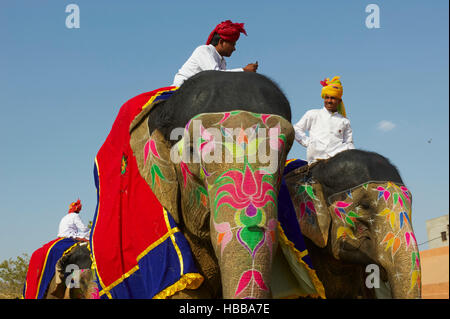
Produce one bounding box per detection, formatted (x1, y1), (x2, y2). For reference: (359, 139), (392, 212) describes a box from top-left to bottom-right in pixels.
(339, 236), (377, 265)
(342, 241), (359, 251)
(341, 235), (370, 251)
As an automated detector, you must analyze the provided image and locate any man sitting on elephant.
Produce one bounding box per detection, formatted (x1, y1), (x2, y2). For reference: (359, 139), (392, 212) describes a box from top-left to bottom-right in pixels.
(172, 20), (258, 87)
(57, 199), (90, 241)
(293, 76), (355, 163)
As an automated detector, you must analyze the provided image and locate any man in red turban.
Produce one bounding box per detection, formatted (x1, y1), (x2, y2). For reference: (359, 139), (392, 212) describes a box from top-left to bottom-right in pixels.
(172, 20), (258, 87)
(57, 199), (90, 241)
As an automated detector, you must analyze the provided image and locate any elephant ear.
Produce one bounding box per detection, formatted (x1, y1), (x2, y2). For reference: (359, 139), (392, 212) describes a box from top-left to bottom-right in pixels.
(129, 108), (181, 224)
(284, 170), (331, 248)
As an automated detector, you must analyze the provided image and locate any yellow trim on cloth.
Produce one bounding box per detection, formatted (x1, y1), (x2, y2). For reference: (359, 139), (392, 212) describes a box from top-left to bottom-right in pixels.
(142, 87), (179, 110)
(162, 208), (185, 276)
(153, 273), (204, 299)
(155, 208), (204, 299)
(277, 223), (326, 299)
(61, 242), (80, 259)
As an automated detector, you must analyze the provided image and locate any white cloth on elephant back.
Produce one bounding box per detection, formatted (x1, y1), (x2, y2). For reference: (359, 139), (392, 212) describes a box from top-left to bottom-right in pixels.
(293, 107), (355, 163)
(172, 44), (243, 87)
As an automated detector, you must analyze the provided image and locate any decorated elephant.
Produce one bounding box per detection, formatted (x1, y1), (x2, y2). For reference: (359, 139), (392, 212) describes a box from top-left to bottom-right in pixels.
(90, 70), (302, 299)
(283, 149), (421, 298)
(23, 239), (98, 299)
(133, 71), (297, 299)
(45, 243), (98, 299)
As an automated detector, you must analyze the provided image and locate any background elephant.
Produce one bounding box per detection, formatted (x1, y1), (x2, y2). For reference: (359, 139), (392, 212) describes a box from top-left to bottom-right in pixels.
(127, 70), (295, 298)
(45, 243), (98, 299)
(284, 149), (421, 299)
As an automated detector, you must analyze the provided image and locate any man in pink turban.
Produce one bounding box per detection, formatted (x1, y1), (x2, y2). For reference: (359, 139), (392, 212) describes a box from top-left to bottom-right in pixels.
(172, 20), (258, 87)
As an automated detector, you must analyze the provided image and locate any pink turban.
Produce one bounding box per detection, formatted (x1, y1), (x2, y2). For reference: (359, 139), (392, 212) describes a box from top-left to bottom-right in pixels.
(206, 20), (247, 45)
(68, 199), (82, 213)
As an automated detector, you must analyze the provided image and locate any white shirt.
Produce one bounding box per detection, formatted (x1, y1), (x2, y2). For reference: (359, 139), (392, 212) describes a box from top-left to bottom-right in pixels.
(172, 44), (243, 87)
(293, 107), (355, 163)
(57, 213), (90, 239)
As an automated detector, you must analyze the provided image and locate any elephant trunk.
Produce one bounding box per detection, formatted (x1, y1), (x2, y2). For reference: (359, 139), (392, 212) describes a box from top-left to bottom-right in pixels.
(189, 111), (294, 298)
(208, 167), (280, 299)
(374, 223), (421, 299)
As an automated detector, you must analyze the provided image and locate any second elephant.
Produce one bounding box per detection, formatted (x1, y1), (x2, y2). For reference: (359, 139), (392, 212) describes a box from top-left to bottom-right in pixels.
(284, 149), (421, 299)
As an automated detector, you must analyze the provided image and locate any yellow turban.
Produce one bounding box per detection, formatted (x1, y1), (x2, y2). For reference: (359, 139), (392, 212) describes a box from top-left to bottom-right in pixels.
(320, 76), (346, 117)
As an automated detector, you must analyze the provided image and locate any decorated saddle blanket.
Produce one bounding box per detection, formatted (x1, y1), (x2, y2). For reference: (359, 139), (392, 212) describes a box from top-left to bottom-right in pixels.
(23, 237), (78, 299)
(91, 87), (203, 299)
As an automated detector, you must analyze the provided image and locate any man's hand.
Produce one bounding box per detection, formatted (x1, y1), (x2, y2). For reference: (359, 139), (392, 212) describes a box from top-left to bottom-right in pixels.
(243, 61), (258, 72)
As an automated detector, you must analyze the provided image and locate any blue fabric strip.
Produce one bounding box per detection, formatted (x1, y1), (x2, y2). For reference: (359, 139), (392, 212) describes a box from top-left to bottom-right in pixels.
(277, 159), (314, 269)
(37, 237), (77, 299)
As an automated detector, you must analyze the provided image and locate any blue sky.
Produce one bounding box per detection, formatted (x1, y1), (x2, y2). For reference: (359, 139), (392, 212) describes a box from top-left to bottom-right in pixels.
(0, 0), (448, 261)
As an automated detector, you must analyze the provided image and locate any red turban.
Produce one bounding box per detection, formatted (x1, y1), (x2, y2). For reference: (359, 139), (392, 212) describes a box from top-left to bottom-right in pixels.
(68, 199), (82, 213)
(206, 20), (247, 45)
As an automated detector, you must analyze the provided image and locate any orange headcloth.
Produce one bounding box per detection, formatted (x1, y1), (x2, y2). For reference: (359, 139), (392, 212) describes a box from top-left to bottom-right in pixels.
(68, 199), (82, 213)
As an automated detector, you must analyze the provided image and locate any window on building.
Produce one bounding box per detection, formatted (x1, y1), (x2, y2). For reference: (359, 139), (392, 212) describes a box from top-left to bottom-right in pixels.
(441, 231), (447, 242)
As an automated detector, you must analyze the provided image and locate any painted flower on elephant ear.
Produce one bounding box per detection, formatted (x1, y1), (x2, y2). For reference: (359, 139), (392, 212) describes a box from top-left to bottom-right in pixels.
(333, 201), (352, 220)
(144, 139), (161, 166)
(180, 161), (194, 188)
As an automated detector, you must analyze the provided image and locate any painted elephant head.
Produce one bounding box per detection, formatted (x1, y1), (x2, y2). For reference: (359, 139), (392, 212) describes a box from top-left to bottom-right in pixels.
(129, 71), (294, 298)
(284, 149), (421, 299)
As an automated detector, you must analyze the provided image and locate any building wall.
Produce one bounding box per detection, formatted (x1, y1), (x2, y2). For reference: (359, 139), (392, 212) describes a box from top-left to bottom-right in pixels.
(425, 215), (449, 249)
(420, 246), (449, 299)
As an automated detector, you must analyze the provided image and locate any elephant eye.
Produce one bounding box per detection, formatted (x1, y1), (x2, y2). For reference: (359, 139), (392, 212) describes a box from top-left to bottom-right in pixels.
(358, 202), (371, 210)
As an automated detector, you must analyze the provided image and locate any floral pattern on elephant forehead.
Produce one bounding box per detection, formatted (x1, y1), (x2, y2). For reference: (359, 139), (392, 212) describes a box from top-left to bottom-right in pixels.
(193, 110), (282, 126)
(195, 122), (287, 165)
(327, 181), (411, 207)
(185, 112), (286, 298)
(213, 163), (277, 251)
(185, 111), (286, 155)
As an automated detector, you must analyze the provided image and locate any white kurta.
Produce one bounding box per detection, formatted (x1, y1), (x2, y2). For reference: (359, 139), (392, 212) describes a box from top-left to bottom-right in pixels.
(172, 44), (243, 87)
(293, 107), (355, 163)
(57, 213), (90, 239)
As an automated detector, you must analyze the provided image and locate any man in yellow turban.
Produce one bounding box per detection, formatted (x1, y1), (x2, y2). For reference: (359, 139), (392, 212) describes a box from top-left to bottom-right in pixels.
(294, 76), (355, 163)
